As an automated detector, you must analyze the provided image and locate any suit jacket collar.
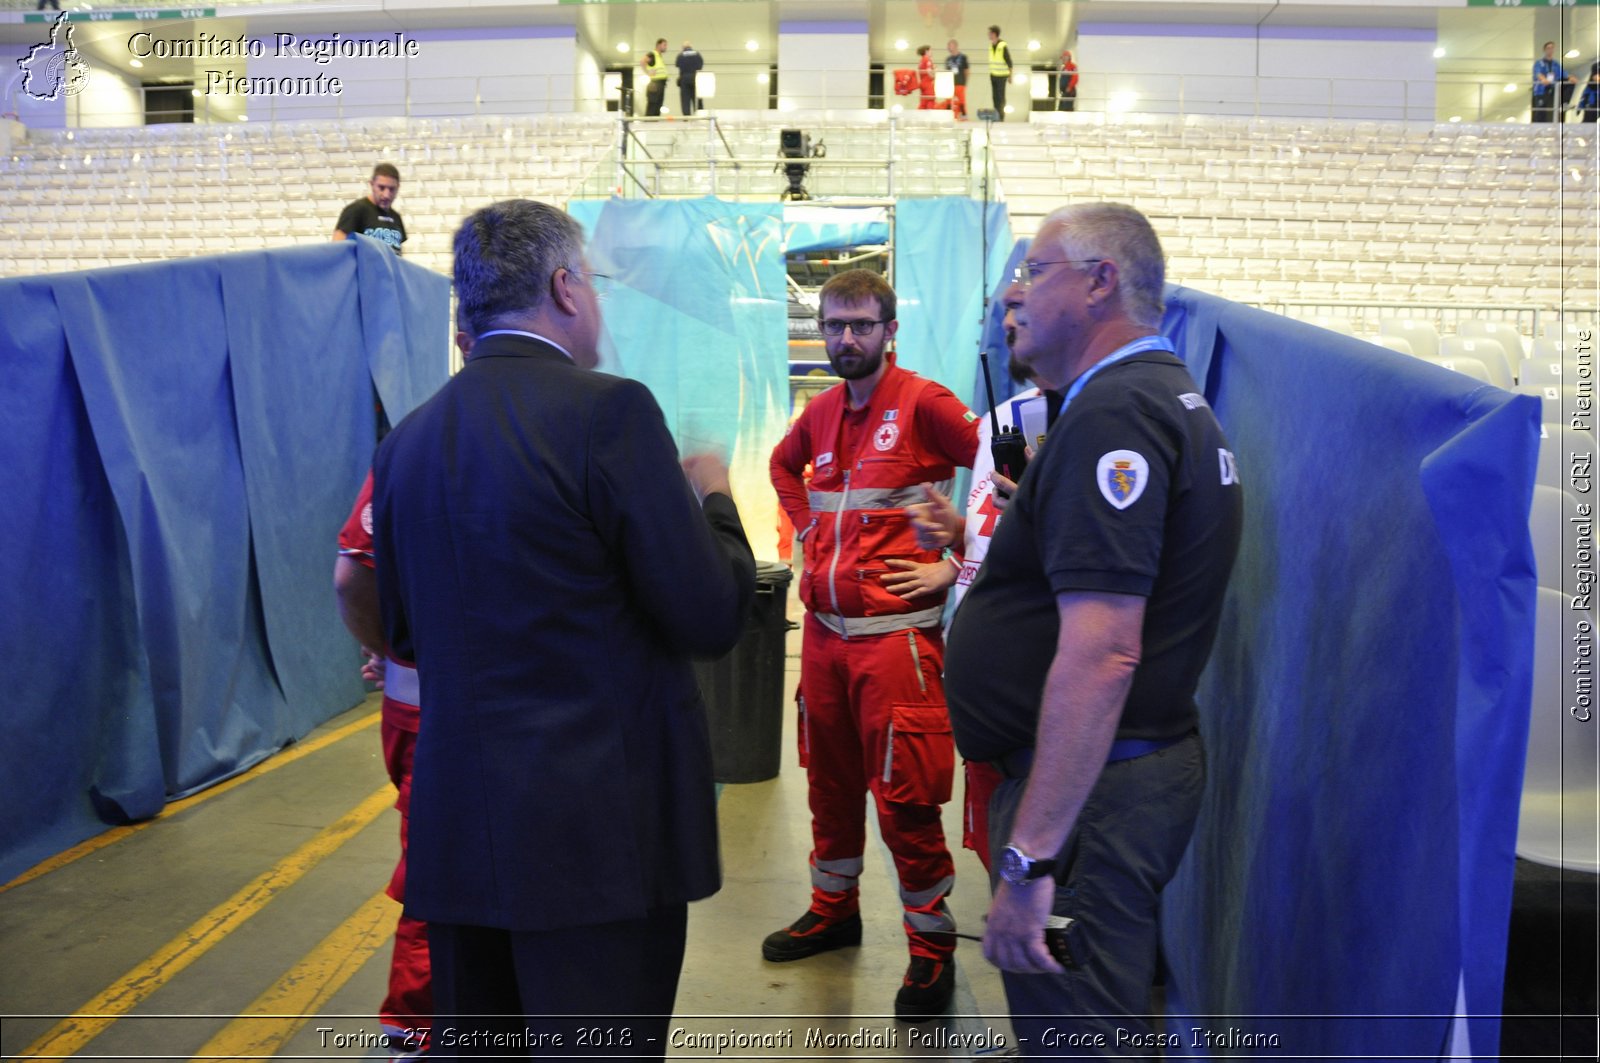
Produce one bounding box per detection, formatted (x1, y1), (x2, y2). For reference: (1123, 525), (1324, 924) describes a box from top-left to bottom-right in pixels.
(467, 331), (576, 365)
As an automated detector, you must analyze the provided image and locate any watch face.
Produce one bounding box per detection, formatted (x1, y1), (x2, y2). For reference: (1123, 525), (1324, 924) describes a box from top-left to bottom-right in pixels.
(1000, 845), (1029, 885)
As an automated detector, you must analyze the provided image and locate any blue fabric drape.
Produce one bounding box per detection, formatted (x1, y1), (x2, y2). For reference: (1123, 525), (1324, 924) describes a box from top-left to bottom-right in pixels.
(892, 197), (1013, 399)
(571, 197), (791, 558)
(1158, 286), (1538, 1060)
(0, 242), (449, 882)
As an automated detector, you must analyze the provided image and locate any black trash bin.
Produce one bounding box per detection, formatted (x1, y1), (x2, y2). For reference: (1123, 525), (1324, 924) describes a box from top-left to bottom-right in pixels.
(694, 560), (794, 783)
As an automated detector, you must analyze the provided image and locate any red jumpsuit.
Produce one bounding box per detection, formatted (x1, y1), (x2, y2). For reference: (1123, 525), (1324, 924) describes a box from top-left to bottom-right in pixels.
(770, 355), (979, 962)
(918, 52), (938, 110)
(339, 472), (432, 1054)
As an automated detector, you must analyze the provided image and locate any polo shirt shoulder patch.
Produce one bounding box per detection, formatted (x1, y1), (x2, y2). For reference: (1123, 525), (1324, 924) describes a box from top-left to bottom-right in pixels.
(1097, 449), (1149, 510)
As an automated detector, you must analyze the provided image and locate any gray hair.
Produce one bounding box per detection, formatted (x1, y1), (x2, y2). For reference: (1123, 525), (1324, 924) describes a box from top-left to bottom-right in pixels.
(453, 199), (585, 336)
(1039, 203), (1166, 328)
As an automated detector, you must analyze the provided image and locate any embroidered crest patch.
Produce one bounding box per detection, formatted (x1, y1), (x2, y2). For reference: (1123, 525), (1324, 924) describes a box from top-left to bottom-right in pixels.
(1096, 450), (1149, 510)
(873, 423), (900, 451)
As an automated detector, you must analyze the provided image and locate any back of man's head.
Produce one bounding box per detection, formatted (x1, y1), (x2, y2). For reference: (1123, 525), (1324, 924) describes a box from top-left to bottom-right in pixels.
(818, 268), (896, 319)
(453, 199), (583, 337)
(1040, 202), (1166, 328)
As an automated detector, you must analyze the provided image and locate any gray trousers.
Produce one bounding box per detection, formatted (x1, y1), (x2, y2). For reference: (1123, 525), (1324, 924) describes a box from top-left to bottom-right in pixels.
(987, 733), (1204, 1057)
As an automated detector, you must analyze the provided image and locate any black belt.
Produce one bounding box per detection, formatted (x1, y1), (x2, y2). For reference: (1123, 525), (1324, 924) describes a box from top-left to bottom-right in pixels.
(997, 731), (1192, 780)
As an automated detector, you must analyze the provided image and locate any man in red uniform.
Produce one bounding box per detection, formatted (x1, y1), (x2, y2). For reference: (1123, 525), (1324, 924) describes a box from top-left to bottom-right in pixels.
(329, 327), (470, 1062)
(767, 268), (979, 1021)
(336, 473), (430, 1059)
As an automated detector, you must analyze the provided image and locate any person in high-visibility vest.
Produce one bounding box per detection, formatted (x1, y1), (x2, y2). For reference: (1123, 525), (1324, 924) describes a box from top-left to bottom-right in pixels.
(641, 37), (670, 117)
(987, 25), (1012, 120)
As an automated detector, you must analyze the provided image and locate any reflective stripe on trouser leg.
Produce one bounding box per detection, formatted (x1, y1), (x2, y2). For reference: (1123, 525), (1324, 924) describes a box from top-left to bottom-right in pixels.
(902, 875), (957, 961)
(809, 854), (864, 920)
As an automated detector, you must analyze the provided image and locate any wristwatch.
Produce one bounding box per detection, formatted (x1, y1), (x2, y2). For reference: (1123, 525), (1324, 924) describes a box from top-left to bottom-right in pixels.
(999, 843), (1057, 887)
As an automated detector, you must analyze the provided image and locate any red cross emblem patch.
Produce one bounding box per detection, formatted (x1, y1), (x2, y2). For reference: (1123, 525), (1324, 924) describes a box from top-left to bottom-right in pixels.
(873, 422), (900, 451)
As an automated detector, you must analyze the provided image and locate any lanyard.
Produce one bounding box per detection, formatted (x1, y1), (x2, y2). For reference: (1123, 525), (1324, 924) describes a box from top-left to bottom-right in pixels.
(1058, 335), (1176, 418)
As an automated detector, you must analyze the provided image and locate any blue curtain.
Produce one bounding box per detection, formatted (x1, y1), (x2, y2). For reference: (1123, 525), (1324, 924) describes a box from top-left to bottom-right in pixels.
(892, 197), (1013, 400)
(0, 240), (450, 882)
(571, 197), (792, 560)
(1159, 286), (1538, 1060)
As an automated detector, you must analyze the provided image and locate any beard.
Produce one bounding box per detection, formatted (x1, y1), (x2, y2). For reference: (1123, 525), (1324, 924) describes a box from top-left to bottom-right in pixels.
(827, 345), (885, 381)
(1007, 356), (1036, 384)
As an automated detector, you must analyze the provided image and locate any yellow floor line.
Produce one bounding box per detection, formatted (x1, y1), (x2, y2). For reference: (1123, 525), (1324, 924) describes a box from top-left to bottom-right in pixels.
(189, 888), (398, 1061)
(17, 785), (395, 1061)
(1, 709), (381, 896)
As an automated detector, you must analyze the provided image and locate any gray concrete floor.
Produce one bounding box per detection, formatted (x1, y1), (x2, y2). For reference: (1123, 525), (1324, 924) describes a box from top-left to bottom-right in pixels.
(0, 589), (1017, 1061)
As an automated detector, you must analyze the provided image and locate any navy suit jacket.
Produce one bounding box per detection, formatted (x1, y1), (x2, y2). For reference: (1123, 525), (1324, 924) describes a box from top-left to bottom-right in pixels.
(372, 333), (756, 932)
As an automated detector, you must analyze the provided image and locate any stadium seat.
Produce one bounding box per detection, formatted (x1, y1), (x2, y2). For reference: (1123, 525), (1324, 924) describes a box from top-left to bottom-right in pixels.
(1458, 319), (1528, 361)
(1364, 334), (1411, 356)
(1528, 484), (1587, 597)
(1423, 356), (1491, 385)
(1518, 587), (1599, 873)
(1379, 318), (1440, 360)
(1438, 335), (1513, 389)
(1535, 423), (1596, 491)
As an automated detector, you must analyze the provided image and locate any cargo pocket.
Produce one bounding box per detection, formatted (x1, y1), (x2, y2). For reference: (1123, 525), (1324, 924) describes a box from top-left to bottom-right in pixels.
(881, 703), (954, 805)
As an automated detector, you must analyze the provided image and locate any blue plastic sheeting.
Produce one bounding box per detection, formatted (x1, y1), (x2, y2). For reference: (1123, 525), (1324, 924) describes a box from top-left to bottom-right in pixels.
(780, 205), (890, 253)
(1158, 286), (1538, 1060)
(892, 198), (1013, 402)
(570, 197), (792, 558)
(970, 238), (1030, 412)
(0, 240), (449, 883)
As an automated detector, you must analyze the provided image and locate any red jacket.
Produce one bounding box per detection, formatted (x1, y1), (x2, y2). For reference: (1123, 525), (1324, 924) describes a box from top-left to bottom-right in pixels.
(771, 357), (978, 631)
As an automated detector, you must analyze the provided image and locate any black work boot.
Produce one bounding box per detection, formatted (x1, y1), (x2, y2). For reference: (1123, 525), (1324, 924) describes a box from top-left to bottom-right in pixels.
(894, 955), (955, 1022)
(761, 910), (863, 962)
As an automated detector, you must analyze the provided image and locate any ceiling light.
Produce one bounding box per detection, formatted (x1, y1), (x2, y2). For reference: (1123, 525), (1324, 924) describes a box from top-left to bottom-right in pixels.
(129, 58), (143, 69)
(1567, 49), (1581, 60)
(1449, 115), (1461, 123)
(1432, 47), (1445, 60)
(746, 40), (759, 52)
(191, 89), (200, 97)
(1504, 83), (1517, 93)
(616, 42), (629, 54)
(1027, 40), (1041, 52)
(757, 72), (769, 85)
(895, 39), (908, 51)
(239, 115), (249, 122)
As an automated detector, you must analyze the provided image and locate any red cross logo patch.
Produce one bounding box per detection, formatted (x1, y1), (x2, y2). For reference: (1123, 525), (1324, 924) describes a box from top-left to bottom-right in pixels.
(873, 422), (900, 451)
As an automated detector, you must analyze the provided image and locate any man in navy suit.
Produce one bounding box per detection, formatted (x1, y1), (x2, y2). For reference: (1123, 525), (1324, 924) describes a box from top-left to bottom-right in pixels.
(373, 198), (756, 1059)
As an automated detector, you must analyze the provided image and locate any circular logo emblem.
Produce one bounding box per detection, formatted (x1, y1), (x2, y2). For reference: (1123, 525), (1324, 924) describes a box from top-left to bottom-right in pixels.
(360, 502), (373, 536)
(47, 50), (91, 97)
(873, 422), (900, 452)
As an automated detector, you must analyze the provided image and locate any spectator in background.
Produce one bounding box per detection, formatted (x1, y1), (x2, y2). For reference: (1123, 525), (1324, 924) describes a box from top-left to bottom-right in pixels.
(1578, 65), (1599, 124)
(333, 163), (405, 255)
(641, 37), (670, 116)
(916, 45), (937, 109)
(1058, 49), (1079, 111)
(946, 39), (969, 120)
(988, 25), (1013, 119)
(676, 40), (704, 116)
(1533, 41), (1576, 123)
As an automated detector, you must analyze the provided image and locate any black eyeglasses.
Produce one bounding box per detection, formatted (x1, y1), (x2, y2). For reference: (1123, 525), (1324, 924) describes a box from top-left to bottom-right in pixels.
(819, 318), (890, 337)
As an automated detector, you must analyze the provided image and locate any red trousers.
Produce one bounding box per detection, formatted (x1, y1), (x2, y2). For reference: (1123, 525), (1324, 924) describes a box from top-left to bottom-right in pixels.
(798, 614), (957, 960)
(380, 703), (433, 1043)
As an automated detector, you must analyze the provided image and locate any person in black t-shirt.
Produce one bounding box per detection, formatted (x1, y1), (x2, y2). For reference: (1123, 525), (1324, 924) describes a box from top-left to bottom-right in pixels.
(945, 202), (1242, 1053)
(333, 163), (406, 255)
